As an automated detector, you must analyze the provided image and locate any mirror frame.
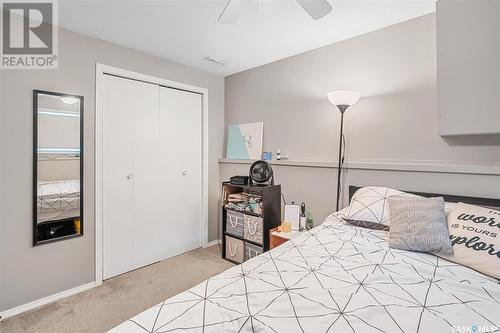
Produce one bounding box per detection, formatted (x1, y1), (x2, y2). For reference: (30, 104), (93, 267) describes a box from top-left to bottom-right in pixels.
(33, 90), (84, 246)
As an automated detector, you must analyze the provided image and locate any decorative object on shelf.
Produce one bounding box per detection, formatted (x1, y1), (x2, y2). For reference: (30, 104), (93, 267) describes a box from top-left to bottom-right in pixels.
(230, 175), (249, 186)
(226, 122), (263, 159)
(327, 90), (361, 211)
(284, 202), (300, 230)
(300, 202), (306, 231)
(249, 160), (274, 186)
(275, 148), (289, 161)
(261, 151), (272, 160)
(306, 210), (314, 230)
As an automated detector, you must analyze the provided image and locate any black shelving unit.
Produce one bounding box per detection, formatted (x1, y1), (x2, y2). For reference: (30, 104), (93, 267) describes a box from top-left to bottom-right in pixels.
(222, 182), (281, 264)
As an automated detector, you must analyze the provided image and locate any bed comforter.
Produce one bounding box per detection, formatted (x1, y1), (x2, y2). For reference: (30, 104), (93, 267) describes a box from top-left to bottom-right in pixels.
(110, 214), (500, 333)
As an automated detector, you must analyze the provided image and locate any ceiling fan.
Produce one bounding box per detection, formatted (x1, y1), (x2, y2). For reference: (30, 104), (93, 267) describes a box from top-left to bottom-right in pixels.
(218, 0), (333, 23)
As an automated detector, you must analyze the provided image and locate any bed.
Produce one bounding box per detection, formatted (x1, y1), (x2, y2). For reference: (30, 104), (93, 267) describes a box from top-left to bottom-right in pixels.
(37, 179), (80, 223)
(109, 187), (500, 333)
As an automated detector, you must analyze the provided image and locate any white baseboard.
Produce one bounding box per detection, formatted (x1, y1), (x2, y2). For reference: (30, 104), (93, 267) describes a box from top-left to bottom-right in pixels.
(0, 281), (96, 321)
(204, 239), (221, 248)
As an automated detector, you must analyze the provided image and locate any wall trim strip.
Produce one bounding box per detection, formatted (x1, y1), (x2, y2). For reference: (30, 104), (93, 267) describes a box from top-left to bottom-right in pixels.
(0, 282), (97, 321)
(218, 159), (500, 176)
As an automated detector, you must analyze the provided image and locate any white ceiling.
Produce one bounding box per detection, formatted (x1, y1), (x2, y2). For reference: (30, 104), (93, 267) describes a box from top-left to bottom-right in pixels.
(58, 0), (436, 76)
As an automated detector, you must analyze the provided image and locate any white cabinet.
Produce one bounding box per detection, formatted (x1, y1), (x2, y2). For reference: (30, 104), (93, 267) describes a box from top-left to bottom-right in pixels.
(437, 0), (500, 135)
(102, 74), (202, 279)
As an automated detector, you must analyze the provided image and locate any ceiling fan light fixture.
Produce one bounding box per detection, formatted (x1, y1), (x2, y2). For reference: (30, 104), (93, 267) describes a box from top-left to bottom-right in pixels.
(296, 0), (333, 20)
(218, 0), (333, 24)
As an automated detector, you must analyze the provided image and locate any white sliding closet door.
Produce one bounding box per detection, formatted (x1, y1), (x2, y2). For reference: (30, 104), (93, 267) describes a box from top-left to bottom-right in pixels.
(130, 80), (163, 268)
(102, 74), (202, 280)
(102, 75), (137, 279)
(159, 87), (202, 254)
(102, 74), (162, 279)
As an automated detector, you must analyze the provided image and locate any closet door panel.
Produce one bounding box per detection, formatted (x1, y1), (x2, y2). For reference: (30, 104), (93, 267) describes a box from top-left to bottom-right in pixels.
(158, 88), (182, 254)
(102, 75), (136, 279)
(131, 84), (163, 265)
(159, 88), (202, 253)
(103, 77), (203, 280)
(180, 91), (202, 250)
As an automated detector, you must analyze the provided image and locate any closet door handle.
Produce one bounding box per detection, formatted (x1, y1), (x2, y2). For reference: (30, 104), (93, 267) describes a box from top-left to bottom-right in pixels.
(182, 170), (188, 176)
(126, 173), (134, 180)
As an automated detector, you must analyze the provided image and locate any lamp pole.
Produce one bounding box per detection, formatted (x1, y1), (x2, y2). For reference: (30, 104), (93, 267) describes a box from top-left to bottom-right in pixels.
(327, 90), (360, 212)
(336, 104), (349, 212)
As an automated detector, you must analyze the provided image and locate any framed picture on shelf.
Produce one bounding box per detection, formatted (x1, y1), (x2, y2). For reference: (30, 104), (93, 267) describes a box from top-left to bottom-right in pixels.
(226, 121), (263, 159)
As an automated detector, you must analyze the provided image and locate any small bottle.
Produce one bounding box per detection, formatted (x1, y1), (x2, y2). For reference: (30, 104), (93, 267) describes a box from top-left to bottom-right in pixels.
(276, 148), (281, 160)
(299, 202), (306, 231)
(306, 211), (314, 230)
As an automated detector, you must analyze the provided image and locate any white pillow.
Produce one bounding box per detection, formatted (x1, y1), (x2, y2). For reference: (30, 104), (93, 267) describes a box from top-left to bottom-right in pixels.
(445, 202), (457, 216)
(345, 186), (417, 226)
(437, 202), (500, 279)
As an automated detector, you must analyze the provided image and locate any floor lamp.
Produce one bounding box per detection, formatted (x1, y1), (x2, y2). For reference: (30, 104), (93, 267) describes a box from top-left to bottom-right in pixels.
(327, 90), (361, 211)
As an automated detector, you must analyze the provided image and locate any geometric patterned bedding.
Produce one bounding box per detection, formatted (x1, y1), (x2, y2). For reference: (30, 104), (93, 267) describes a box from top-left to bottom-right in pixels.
(37, 179), (80, 213)
(109, 213), (500, 333)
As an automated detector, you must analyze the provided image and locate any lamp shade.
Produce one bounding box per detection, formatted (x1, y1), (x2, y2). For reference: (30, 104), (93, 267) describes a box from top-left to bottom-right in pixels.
(327, 90), (361, 107)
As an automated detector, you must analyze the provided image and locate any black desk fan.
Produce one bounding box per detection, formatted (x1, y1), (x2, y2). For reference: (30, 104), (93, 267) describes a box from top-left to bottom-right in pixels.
(249, 160), (274, 186)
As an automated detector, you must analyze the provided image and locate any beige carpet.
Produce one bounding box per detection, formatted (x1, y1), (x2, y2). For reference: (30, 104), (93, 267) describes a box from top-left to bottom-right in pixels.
(0, 245), (233, 333)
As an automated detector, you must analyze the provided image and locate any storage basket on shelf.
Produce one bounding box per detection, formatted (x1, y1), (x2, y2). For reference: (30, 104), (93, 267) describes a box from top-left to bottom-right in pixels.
(225, 235), (244, 263)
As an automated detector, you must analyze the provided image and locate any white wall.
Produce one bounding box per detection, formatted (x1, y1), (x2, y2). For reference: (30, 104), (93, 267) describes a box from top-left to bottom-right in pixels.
(0, 27), (224, 312)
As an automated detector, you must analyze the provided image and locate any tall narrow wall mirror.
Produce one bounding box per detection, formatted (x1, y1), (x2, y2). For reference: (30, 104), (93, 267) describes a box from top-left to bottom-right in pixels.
(33, 90), (83, 245)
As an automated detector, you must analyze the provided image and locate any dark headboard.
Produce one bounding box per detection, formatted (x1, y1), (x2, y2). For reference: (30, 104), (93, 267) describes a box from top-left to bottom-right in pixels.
(349, 186), (500, 209)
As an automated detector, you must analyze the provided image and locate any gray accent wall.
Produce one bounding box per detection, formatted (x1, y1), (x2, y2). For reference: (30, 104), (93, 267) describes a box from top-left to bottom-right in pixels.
(222, 13), (500, 234)
(0, 27), (224, 311)
(225, 13), (500, 164)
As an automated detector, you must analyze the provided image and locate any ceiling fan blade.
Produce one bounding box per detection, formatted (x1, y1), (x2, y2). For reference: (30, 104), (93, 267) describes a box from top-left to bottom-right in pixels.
(296, 0), (332, 20)
(218, 0), (247, 24)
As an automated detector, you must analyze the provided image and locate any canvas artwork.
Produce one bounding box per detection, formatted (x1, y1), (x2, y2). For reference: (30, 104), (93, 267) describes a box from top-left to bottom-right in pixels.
(226, 122), (263, 159)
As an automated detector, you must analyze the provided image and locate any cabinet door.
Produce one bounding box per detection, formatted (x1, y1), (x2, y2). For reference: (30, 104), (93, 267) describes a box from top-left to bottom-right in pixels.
(102, 75), (160, 279)
(159, 87), (202, 255)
